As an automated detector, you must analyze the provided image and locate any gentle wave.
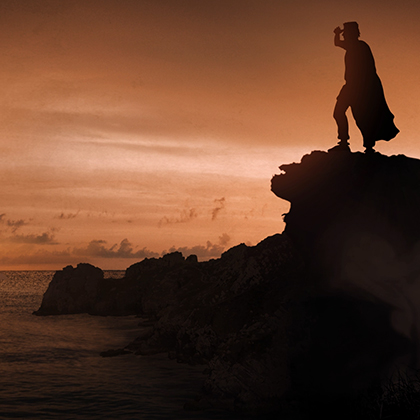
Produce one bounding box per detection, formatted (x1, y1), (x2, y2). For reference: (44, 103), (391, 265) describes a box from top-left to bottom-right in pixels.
(0, 271), (234, 419)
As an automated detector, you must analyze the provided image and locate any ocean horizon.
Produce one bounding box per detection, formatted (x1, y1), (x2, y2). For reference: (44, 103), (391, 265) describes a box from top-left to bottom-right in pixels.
(0, 270), (236, 419)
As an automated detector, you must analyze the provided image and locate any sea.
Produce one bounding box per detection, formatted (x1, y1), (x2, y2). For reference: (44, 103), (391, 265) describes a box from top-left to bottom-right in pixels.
(0, 271), (239, 420)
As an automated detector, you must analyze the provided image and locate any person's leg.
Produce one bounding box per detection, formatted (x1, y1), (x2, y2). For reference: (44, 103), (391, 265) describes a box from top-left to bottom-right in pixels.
(329, 87), (352, 152)
(333, 95), (350, 144)
(329, 95), (351, 152)
(360, 116), (377, 153)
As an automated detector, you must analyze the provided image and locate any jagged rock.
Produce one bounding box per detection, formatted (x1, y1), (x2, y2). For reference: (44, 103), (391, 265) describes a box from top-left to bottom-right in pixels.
(33, 262), (145, 316)
(271, 150), (420, 405)
(271, 151), (420, 277)
(33, 263), (105, 315)
(34, 234), (308, 413)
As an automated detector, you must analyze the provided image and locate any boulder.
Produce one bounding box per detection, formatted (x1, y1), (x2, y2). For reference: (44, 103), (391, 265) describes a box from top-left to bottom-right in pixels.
(33, 263), (105, 315)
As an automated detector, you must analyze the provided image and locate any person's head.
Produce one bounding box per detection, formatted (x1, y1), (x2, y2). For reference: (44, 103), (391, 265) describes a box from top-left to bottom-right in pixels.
(343, 21), (360, 41)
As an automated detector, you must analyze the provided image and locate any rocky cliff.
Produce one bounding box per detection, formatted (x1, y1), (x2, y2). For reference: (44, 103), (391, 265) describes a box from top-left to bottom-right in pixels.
(272, 150), (420, 279)
(35, 234), (311, 413)
(34, 150), (420, 417)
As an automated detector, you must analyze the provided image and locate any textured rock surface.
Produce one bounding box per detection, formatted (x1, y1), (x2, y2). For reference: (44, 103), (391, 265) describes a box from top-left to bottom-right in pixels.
(271, 150), (420, 277)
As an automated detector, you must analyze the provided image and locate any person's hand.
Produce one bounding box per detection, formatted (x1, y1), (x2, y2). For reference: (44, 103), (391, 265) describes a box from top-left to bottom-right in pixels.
(334, 26), (343, 35)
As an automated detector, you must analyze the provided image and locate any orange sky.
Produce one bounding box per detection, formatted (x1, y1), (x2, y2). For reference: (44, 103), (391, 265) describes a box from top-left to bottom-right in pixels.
(0, 0), (419, 270)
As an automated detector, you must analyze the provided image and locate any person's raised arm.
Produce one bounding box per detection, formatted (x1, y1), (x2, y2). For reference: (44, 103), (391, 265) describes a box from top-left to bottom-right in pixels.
(334, 26), (345, 49)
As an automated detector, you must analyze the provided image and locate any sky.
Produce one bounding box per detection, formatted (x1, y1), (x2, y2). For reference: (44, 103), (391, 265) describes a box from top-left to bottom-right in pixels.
(0, 0), (419, 270)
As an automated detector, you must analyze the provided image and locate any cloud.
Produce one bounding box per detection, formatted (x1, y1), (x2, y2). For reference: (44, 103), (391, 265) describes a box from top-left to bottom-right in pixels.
(0, 212), (57, 243)
(6, 219), (29, 233)
(0, 233), (232, 268)
(165, 233), (231, 259)
(219, 233), (231, 246)
(211, 197), (225, 221)
(158, 208), (198, 227)
(55, 212), (79, 219)
(73, 238), (159, 259)
(166, 242), (224, 259)
(0, 214), (30, 233)
(7, 232), (58, 245)
(0, 237), (160, 267)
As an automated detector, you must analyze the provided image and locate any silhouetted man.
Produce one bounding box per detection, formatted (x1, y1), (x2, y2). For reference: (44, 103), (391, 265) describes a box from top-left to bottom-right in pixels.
(330, 22), (399, 153)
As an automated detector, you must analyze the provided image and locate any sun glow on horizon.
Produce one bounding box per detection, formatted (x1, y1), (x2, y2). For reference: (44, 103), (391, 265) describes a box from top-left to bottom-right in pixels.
(0, 0), (418, 269)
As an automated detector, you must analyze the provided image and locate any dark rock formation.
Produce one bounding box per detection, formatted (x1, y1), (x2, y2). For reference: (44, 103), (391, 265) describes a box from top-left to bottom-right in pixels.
(271, 150), (420, 413)
(34, 263), (107, 315)
(34, 150), (420, 417)
(33, 263), (143, 316)
(272, 151), (420, 279)
(35, 235), (312, 413)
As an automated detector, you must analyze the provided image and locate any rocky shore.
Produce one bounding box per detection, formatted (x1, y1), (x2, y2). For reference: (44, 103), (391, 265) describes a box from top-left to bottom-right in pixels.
(34, 150), (420, 417)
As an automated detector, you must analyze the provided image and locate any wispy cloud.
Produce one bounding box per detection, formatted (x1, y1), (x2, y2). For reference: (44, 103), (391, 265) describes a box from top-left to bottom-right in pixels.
(73, 238), (159, 259)
(212, 197), (225, 221)
(0, 214), (30, 233)
(158, 208), (198, 227)
(6, 219), (29, 233)
(7, 232), (58, 245)
(55, 212), (79, 220)
(0, 231), (233, 268)
(165, 233), (231, 259)
(0, 213), (57, 243)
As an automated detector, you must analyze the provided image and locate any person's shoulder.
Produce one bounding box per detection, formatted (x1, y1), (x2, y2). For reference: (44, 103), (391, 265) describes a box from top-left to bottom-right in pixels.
(354, 40), (373, 56)
(358, 40), (371, 49)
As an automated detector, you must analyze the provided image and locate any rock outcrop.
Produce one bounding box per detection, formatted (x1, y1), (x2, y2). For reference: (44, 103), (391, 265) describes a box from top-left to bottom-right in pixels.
(35, 235), (312, 413)
(34, 263), (107, 315)
(271, 150), (420, 279)
(271, 151), (420, 408)
(34, 150), (420, 417)
(33, 263), (142, 316)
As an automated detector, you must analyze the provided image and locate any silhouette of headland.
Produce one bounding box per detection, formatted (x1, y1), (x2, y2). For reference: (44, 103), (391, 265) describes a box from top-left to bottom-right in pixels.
(33, 149), (420, 418)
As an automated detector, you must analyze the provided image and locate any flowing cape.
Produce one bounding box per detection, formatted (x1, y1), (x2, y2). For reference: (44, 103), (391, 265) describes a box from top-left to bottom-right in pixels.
(350, 76), (399, 142)
(341, 40), (399, 142)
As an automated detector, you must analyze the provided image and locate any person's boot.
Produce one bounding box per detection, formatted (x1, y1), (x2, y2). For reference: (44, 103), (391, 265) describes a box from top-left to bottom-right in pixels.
(364, 146), (376, 154)
(328, 140), (350, 152)
(363, 139), (376, 154)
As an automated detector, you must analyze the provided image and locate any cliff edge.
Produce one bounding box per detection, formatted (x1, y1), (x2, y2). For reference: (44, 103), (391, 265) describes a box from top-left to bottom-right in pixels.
(272, 150), (420, 277)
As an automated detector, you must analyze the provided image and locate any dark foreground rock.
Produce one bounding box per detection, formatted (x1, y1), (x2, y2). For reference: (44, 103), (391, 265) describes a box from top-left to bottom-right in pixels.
(34, 150), (420, 417)
(35, 234), (313, 413)
(272, 150), (420, 278)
